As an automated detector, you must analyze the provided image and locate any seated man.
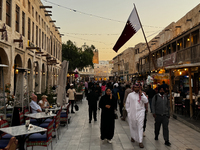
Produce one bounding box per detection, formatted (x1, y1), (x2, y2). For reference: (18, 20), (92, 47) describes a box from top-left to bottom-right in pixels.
(30, 94), (42, 113)
(39, 95), (50, 109)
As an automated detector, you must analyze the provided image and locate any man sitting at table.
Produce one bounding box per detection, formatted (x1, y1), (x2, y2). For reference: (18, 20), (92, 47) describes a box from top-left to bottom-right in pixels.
(30, 94), (42, 113)
(39, 95), (50, 109)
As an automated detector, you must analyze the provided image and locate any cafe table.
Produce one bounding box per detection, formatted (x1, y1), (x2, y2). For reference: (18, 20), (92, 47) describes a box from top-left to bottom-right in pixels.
(25, 112), (56, 125)
(48, 103), (69, 112)
(0, 125), (47, 150)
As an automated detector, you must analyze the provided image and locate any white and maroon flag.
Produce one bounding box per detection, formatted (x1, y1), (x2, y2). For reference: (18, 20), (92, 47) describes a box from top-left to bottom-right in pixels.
(113, 7), (141, 52)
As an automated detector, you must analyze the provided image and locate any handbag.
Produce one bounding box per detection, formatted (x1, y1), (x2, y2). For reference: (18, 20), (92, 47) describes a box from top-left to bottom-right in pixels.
(74, 104), (79, 111)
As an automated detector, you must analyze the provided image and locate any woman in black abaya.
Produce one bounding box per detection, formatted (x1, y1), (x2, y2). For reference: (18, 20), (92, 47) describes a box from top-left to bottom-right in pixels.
(99, 88), (116, 143)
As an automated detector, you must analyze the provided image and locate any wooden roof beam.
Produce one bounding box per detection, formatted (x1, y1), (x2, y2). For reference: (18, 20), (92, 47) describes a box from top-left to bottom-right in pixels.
(40, 6), (52, 9)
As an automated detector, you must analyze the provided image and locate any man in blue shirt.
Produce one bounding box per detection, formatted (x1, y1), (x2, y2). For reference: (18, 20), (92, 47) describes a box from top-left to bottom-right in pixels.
(30, 94), (42, 113)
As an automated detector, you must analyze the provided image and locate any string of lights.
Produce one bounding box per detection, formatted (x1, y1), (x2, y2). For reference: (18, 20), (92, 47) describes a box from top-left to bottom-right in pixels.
(43, 0), (164, 28)
(62, 30), (160, 36)
(64, 34), (114, 45)
(63, 29), (162, 46)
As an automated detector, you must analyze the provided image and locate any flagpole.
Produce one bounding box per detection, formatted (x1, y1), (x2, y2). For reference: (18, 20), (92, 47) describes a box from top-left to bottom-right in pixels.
(133, 4), (156, 72)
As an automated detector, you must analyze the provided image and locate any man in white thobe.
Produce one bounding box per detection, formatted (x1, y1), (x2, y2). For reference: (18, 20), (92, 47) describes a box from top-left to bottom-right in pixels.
(126, 84), (148, 148)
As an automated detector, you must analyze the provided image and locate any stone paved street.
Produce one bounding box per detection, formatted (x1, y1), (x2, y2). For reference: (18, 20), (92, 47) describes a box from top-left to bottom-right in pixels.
(28, 98), (200, 150)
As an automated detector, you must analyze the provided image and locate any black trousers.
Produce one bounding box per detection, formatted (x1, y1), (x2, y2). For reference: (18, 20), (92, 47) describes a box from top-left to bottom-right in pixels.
(85, 88), (88, 97)
(69, 100), (75, 112)
(89, 106), (97, 121)
(155, 115), (169, 141)
(143, 111), (147, 132)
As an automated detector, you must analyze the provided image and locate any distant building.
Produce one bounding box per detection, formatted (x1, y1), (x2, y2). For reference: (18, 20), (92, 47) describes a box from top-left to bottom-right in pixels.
(78, 50), (99, 81)
(94, 61), (113, 81)
(93, 49), (99, 64)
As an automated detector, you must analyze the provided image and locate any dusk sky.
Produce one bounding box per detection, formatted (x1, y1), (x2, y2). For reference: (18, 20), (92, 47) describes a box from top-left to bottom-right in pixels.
(42, 0), (200, 60)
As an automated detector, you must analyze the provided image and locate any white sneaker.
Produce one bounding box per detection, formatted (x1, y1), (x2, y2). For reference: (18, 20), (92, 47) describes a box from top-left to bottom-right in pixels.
(107, 140), (112, 144)
(143, 132), (146, 137)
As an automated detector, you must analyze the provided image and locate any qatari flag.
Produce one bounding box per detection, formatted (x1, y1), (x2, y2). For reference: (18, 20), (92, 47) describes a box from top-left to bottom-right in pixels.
(113, 7), (141, 52)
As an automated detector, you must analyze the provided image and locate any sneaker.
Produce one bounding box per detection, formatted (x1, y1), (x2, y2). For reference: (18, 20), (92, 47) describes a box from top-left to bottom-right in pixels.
(139, 143), (144, 148)
(89, 120), (91, 123)
(155, 136), (158, 140)
(71, 111), (75, 114)
(94, 119), (97, 121)
(143, 132), (146, 137)
(107, 140), (112, 144)
(165, 141), (171, 146)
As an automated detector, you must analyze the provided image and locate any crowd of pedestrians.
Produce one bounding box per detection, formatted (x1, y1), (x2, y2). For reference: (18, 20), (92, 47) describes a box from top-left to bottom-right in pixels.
(84, 80), (171, 148)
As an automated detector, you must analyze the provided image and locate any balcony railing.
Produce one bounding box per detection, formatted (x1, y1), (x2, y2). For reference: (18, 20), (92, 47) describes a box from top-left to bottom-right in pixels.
(139, 43), (200, 73)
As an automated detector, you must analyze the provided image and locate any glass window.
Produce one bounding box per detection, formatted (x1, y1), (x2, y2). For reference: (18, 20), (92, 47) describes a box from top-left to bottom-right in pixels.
(28, 0), (30, 13)
(15, 5), (20, 32)
(6, 0), (11, 26)
(32, 22), (34, 43)
(42, 32), (44, 49)
(45, 34), (46, 50)
(184, 34), (190, 48)
(42, 19), (43, 28)
(162, 47), (167, 57)
(167, 45), (171, 54)
(0, 0), (2, 20)
(36, 26), (38, 46)
(28, 18), (31, 40)
(22, 11), (25, 36)
(172, 42), (176, 53)
(39, 29), (41, 47)
(36, 11), (38, 22)
(191, 30), (199, 45)
(177, 38), (183, 50)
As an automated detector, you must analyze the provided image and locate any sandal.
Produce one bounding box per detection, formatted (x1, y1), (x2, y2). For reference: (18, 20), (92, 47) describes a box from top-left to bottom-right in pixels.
(139, 143), (144, 148)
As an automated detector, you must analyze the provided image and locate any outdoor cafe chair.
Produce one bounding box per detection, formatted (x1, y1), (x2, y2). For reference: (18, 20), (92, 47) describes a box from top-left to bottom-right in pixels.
(53, 110), (61, 143)
(182, 99), (190, 117)
(40, 110), (61, 142)
(26, 119), (54, 150)
(196, 98), (200, 120)
(174, 96), (183, 114)
(60, 103), (70, 126)
(0, 118), (12, 140)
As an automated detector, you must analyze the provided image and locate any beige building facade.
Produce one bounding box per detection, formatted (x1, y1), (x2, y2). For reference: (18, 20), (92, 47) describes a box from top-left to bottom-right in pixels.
(0, 0), (62, 94)
(112, 4), (200, 82)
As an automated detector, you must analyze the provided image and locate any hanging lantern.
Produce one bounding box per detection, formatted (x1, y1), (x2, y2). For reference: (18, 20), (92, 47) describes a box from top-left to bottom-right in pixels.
(15, 69), (19, 74)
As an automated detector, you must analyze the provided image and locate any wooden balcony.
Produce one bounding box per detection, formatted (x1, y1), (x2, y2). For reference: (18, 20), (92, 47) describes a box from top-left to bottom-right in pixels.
(139, 43), (200, 73)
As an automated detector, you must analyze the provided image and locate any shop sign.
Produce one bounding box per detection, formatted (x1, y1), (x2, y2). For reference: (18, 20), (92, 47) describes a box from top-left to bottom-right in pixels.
(151, 73), (169, 80)
(157, 57), (163, 68)
(163, 52), (176, 67)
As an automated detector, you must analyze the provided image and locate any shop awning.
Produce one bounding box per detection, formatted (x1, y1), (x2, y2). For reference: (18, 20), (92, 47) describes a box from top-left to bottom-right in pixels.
(165, 62), (200, 69)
